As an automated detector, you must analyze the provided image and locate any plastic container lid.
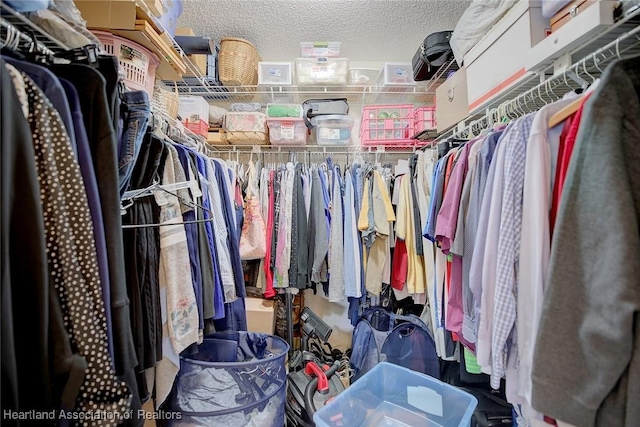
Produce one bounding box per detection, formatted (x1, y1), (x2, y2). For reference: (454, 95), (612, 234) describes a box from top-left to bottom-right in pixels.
(311, 114), (355, 126)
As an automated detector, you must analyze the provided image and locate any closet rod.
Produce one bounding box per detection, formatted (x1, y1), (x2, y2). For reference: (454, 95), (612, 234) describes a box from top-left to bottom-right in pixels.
(203, 145), (417, 155)
(436, 21), (640, 143)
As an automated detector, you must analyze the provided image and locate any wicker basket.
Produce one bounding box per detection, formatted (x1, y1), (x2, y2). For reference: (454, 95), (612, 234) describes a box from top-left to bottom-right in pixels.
(151, 82), (180, 119)
(219, 37), (261, 87)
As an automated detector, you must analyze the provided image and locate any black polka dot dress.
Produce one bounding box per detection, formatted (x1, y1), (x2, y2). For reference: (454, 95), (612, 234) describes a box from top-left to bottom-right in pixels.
(23, 73), (131, 425)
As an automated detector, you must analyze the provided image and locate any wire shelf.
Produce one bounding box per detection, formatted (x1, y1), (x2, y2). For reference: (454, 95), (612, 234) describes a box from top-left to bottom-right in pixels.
(434, 7), (640, 142)
(0, 2), (70, 54)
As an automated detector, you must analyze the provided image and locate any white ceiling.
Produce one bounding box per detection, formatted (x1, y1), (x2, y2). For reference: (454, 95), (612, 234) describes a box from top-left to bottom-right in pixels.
(179, 0), (471, 64)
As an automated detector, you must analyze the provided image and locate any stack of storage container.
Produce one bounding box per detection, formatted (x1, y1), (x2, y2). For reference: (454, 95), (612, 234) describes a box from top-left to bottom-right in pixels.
(296, 42), (349, 85)
(266, 104), (307, 145)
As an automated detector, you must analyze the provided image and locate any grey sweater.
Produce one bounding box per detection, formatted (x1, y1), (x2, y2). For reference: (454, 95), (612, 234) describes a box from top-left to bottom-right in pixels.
(531, 55), (640, 427)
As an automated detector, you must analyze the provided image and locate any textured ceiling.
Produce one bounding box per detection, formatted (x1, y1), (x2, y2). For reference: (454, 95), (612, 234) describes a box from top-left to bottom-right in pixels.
(180, 0), (471, 64)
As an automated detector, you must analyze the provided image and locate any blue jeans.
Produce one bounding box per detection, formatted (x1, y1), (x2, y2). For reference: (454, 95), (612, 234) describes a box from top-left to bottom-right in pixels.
(118, 90), (151, 196)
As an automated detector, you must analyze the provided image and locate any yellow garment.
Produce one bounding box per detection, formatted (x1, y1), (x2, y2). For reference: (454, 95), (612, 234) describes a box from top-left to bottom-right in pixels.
(365, 171), (396, 295)
(358, 176), (370, 232)
(397, 173), (426, 294)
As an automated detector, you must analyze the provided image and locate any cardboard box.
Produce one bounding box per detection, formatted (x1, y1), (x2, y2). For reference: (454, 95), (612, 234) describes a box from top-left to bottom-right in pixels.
(245, 298), (275, 335)
(464, 1), (549, 113)
(551, 0), (596, 32)
(175, 27), (196, 37)
(207, 130), (227, 144)
(526, 1), (616, 72)
(75, 0), (156, 31)
(436, 68), (469, 132)
(187, 55), (208, 76)
(179, 96), (209, 137)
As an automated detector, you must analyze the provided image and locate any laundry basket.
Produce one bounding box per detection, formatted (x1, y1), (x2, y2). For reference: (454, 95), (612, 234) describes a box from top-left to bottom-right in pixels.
(93, 31), (159, 96)
(170, 331), (289, 427)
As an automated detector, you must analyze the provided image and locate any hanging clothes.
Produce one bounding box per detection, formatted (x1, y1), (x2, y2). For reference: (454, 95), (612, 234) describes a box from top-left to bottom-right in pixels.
(532, 56), (640, 427)
(328, 164), (345, 302)
(23, 71), (131, 422)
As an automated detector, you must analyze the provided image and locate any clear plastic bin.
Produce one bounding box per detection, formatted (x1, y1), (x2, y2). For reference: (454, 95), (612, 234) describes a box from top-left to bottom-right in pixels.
(259, 62), (293, 85)
(300, 41), (342, 58)
(314, 362), (478, 427)
(311, 115), (354, 145)
(267, 118), (307, 145)
(296, 58), (349, 85)
(381, 63), (417, 86)
(349, 68), (381, 85)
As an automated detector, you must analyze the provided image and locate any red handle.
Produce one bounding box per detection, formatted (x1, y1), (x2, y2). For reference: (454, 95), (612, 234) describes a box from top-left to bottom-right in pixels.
(305, 362), (329, 393)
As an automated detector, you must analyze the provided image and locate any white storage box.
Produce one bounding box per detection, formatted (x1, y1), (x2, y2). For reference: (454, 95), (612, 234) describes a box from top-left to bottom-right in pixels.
(381, 63), (416, 86)
(300, 42), (342, 58)
(267, 118), (307, 145)
(258, 62), (293, 85)
(349, 68), (381, 85)
(295, 57), (349, 85)
(464, 1), (549, 113)
(436, 68), (469, 132)
(178, 96), (209, 137)
(526, 1), (617, 72)
(311, 115), (355, 145)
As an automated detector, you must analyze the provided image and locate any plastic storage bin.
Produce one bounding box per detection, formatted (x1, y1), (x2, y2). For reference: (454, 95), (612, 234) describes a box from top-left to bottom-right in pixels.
(296, 58), (349, 85)
(259, 62), (293, 85)
(349, 68), (381, 85)
(93, 31), (159, 96)
(361, 104), (415, 146)
(314, 362), (478, 427)
(171, 332), (289, 427)
(267, 118), (307, 145)
(311, 115), (354, 145)
(300, 41), (342, 58)
(381, 62), (417, 85)
(414, 106), (437, 133)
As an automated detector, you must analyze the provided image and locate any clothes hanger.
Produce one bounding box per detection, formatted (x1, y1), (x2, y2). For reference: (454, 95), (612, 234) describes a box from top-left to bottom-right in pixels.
(548, 59), (595, 128)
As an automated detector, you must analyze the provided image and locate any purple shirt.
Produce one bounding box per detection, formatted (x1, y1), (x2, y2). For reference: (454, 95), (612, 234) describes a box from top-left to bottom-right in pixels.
(435, 139), (478, 253)
(435, 139), (478, 344)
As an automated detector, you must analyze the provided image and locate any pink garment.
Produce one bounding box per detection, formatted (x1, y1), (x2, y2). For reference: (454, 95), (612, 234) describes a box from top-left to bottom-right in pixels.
(436, 139), (478, 343)
(435, 140), (478, 253)
(263, 171), (276, 298)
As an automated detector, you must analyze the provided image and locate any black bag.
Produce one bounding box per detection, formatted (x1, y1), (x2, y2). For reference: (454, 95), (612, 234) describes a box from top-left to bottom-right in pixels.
(302, 98), (349, 128)
(459, 387), (513, 427)
(412, 31), (457, 81)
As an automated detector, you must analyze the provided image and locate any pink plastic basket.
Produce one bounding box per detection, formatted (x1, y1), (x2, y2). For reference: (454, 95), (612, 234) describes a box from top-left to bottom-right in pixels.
(93, 31), (160, 96)
(414, 106), (437, 133)
(361, 104), (415, 146)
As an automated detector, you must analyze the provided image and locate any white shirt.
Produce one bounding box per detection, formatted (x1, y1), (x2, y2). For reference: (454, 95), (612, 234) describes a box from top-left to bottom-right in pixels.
(517, 98), (577, 411)
(470, 125), (511, 374)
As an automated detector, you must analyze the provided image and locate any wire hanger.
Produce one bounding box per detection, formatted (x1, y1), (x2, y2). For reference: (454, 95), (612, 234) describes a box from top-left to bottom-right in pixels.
(121, 181), (216, 229)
